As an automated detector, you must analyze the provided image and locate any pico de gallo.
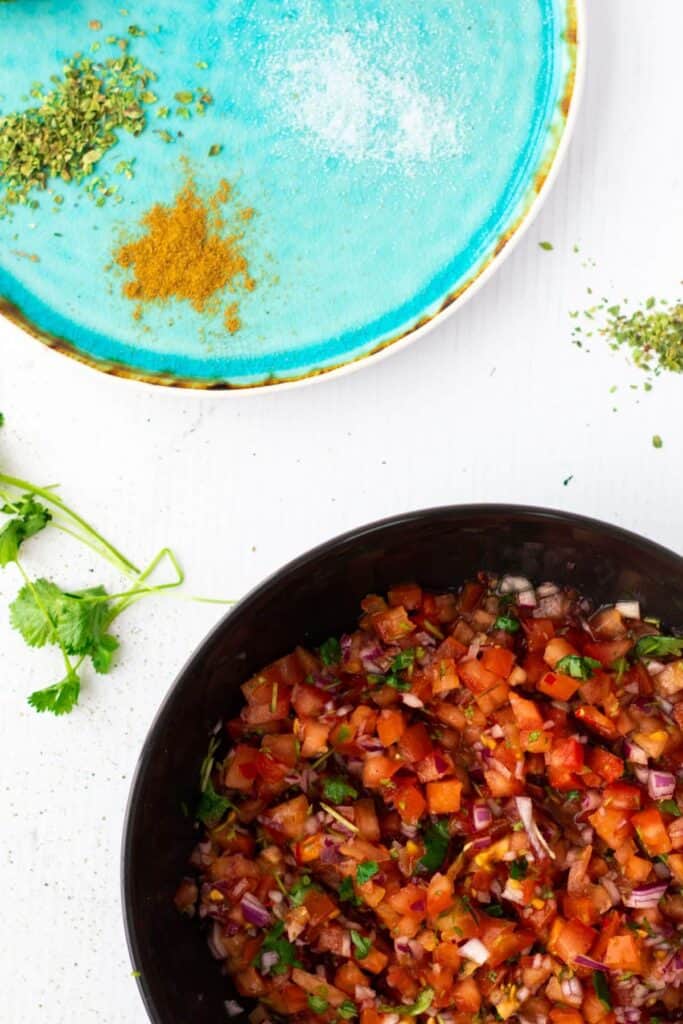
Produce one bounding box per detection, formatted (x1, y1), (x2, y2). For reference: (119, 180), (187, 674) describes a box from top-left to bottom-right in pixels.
(175, 574), (683, 1024)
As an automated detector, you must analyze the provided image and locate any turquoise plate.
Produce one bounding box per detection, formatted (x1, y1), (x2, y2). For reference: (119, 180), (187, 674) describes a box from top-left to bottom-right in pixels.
(0, 0), (582, 390)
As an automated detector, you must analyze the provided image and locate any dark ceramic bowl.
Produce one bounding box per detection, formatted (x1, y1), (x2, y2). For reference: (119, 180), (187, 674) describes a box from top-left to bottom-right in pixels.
(122, 504), (683, 1024)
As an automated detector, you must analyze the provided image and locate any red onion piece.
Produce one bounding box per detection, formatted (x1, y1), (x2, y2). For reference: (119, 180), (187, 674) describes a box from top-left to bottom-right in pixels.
(648, 770), (676, 800)
(624, 739), (648, 765)
(241, 892), (272, 928)
(225, 1001), (245, 1017)
(574, 955), (609, 972)
(624, 882), (668, 908)
(473, 804), (493, 832)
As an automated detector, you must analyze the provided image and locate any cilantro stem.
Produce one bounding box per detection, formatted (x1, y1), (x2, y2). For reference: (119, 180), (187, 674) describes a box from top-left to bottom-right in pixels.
(0, 474), (139, 576)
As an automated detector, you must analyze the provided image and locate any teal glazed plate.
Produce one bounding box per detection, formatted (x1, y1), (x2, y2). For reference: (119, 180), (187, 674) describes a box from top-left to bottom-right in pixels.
(0, 0), (583, 390)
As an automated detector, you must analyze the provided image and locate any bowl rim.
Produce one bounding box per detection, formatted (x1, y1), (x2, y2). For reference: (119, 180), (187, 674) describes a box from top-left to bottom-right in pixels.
(5, 0), (586, 394)
(121, 501), (682, 1022)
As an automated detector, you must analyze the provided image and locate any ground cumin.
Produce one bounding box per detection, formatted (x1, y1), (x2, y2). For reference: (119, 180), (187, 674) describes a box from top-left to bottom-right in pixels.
(115, 176), (255, 328)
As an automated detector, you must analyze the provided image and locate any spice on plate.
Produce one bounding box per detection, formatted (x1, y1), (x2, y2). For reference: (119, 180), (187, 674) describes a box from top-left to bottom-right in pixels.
(0, 53), (155, 218)
(652, 434), (664, 449)
(114, 175), (255, 329)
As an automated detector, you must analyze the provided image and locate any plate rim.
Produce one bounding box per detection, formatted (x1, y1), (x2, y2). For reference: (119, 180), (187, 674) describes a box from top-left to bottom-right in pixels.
(0, 0), (586, 393)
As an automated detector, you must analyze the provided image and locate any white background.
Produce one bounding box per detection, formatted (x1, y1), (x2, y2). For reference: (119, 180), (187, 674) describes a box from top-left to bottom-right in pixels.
(1, 2), (681, 1021)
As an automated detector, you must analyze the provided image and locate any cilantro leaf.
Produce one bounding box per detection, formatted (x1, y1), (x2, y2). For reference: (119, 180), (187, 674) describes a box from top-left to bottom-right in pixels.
(379, 988), (435, 1016)
(592, 971), (611, 1011)
(509, 856), (528, 880)
(290, 875), (317, 906)
(658, 799), (682, 818)
(257, 921), (302, 975)
(494, 615), (520, 633)
(391, 648), (416, 672)
(385, 674), (410, 691)
(356, 861), (379, 885)
(320, 637), (342, 665)
(338, 877), (360, 905)
(555, 654), (602, 679)
(10, 578), (63, 647)
(323, 777), (358, 804)
(10, 580), (118, 665)
(350, 930), (372, 959)
(197, 780), (233, 827)
(27, 671), (80, 715)
(90, 633), (120, 674)
(338, 1001), (357, 1020)
(308, 995), (329, 1014)
(419, 819), (450, 872)
(0, 494), (51, 566)
(635, 635), (683, 659)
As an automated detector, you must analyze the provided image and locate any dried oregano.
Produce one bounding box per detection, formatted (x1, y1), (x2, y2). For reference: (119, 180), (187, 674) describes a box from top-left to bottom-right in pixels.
(0, 52), (155, 217)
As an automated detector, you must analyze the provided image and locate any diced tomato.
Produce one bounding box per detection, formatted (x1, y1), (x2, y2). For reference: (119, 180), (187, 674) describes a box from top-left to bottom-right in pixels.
(394, 783), (427, 824)
(261, 794), (309, 841)
(631, 806), (672, 856)
(362, 754), (400, 788)
(574, 705), (618, 740)
(604, 933), (644, 973)
(549, 1010), (584, 1024)
(458, 581), (484, 612)
(387, 583), (422, 610)
(509, 690), (545, 730)
(452, 977), (481, 1013)
(224, 745), (260, 790)
(523, 617), (555, 653)
(603, 783), (641, 810)
(586, 746), (623, 783)
(261, 733), (299, 767)
(263, 983), (309, 1015)
(295, 833), (322, 863)
(547, 736), (584, 790)
(292, 682), (327, 717)
(255, 750), (290, 784)
(398, 723), (433, 763)
(431, 657), (460, 695)
(481, 646), (515, 678)
(475, 680), (510, 714)
(583, 637), (633, 667)
(458, 658), (500, 695)
(427, 873), (454, 918)
(354, 797), (381, 841)
(334, 961), (368, 995)
(377, 708), (406, 746)
(298, 718), (331, 757)
(588, 805), (633, 847)
(484, 768), (523, 798)
(426, 779), (462, 814)
(538, 670), (581, 701)
(549, 916), (597, 965)
(371, 606), (415, 642)
(544, 637), (578, 667)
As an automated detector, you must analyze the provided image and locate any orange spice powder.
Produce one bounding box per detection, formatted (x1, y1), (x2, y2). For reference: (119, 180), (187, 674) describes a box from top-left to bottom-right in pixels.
(115, 176), (255, 329)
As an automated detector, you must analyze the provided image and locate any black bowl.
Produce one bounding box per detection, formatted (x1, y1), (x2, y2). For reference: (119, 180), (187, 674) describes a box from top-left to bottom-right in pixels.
(122, 504), (683, 1024)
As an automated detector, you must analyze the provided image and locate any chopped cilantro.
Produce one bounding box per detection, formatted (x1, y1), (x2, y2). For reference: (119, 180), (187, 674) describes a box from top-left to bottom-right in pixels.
(256, 921), (302, 975)
(592, 971), (611, 1011)
(385, 674), (410, 692)
(290, 875), (316, 906)
(338, 1001), (357, 1020)
(539, 241), (553, 251)
(391, 648), (416, 671)
(635, 635), (683, 659)
(308, 995), (329, 1014)
(555, 654), (601, 679)
(323, 777), (358, 804)
(336, 725), (351, 743)
(486, 903), (505, 917)
(509, 857), (528, 881)
(658, 799), (682, 818)
(338, 877), (360, 905)
(527, 730), (541, 743)
(320, 637), (342, 665)
(350, 930), (372, 959)
(379, 988), (435, 1016)
(197, 780), (233, 827)
(494, 615), (520, 633)
(419, 819), (450, 872)
(356, 861), (379, 885)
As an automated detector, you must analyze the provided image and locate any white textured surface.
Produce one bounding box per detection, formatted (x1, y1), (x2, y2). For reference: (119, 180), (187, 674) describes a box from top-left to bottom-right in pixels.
(1, 2), (682, 1021)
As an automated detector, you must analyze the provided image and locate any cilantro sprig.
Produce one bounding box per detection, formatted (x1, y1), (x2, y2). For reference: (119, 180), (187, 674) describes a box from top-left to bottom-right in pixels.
(419, 819), (450, 872)
(635, 635), (683, 659)
(555, 654), (601, 680)
(0, 415), (232, 715)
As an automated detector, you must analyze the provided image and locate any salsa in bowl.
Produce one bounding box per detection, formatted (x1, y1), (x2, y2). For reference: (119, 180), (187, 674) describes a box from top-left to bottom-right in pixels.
(121, 506), (683, 1024)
